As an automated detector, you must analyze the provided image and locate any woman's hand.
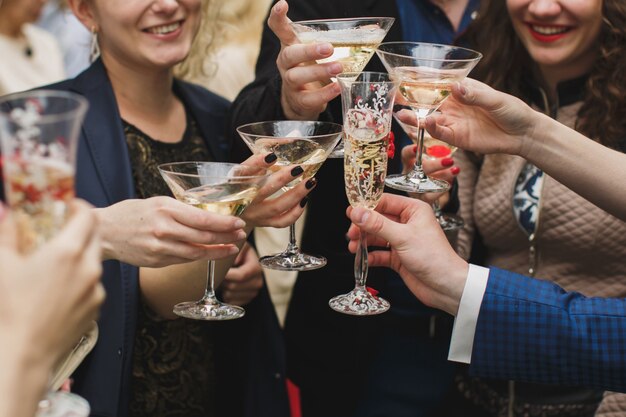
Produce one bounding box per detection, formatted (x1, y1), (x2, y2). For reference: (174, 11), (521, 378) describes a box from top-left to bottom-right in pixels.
(96, 196), (246, 267)
(268, 0), (342, 120)
(240, 153), (316, 228)
(425, 78), (537, 157)
(221, 243), (264, 306)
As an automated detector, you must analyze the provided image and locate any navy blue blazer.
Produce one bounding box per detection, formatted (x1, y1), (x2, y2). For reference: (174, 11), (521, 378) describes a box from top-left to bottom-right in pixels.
(26, 60), (288, 417)
(470, 267), (626, 393)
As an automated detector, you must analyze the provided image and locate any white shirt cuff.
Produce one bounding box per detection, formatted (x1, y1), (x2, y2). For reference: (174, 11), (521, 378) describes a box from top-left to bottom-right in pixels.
(447, 264), (490, 363)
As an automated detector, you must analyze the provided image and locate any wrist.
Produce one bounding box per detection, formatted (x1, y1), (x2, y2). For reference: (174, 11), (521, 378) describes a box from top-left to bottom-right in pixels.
(93, 208), (115, 261)
(432, 258), (469, 316)
(518, 108), (551, 160)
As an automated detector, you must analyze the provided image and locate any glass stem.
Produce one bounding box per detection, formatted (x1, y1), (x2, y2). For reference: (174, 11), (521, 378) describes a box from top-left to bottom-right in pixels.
(285, 223), (300, 254)
(354, 228), (368, 289)
(408, 114), (428, 182)
(202, 260), (217, 302)
(432, 200), (443, 219)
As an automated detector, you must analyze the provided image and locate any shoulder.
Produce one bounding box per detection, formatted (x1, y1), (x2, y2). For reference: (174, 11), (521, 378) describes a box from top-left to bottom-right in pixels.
(23, 24), (61, 51)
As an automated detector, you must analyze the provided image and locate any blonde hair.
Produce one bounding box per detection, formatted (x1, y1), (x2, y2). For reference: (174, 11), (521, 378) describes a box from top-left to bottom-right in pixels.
(174, 0), (223, 80)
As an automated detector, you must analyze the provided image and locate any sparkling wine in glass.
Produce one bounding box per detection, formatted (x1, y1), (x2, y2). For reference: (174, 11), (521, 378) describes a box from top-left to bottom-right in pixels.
(329, 72), (397, 315)
(290, 17), (394, 158)
(159, 162), (270, 320)
(237, 121), (342, 271)
(394, 108), (463, 231)
(376, 42), (481, 193)
(0, 90), (91, 417)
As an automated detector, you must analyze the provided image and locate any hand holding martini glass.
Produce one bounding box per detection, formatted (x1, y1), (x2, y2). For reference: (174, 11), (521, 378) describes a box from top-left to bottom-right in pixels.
(237, 121), (342, 271)
(376, 42), (481, 193)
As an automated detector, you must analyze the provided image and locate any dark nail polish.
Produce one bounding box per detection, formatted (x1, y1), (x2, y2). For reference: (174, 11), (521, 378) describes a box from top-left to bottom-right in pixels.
(291, 166), (304, 177)
(264, 153), (277, 163)
(299, 197), (308, 208)
(305, 178), (317, 189)
(441, 157), (454, 167)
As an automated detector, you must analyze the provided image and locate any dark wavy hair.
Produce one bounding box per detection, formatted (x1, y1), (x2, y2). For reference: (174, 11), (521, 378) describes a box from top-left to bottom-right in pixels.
(461, 0), (626, 149)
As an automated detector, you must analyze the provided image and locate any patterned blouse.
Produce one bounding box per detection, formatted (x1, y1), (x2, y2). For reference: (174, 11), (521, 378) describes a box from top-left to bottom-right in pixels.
(124, 116), (217, 417)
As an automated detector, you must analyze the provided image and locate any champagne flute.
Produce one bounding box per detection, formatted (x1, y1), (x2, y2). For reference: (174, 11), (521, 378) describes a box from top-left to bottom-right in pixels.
(394, 108), (464, 231)
(0, 90), (91, 417)
(376, 42), (481, 193)
(329, 72), (397, 315)
(290, 17), (394, 158)
(158, 162), (270, 320)
(237, 121), (342, 271)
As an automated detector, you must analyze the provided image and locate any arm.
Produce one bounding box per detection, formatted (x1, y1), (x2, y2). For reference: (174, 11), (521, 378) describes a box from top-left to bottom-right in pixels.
(345, 193), (626, 393)
(0, 201), (104, 417)
(426, 78), (626, 221)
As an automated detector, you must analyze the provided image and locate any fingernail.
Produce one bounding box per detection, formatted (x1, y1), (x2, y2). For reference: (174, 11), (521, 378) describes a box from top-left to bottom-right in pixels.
(413, 144), (418, 152)
(357, 209), (369, 225)
(451, 166), (461, 175)
(299, 197), (308, 208)
(228, 246), (240, 255)
(441, 157), (454, 167)
(328, 62), (343, 75)
(291, 166), (304, 177)
(457, 82), (467, 96)
(305, 178), (317, 189)
(234, 219), (246, 228)
(273, 1), (284, 13)
(264, 153), (277, 163)
(317, 43), (332, 55)
(237, 230), (247, 240)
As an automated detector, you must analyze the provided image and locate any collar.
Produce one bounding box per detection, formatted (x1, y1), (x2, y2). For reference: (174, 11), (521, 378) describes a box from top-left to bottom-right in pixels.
(524, 73), (588, 113)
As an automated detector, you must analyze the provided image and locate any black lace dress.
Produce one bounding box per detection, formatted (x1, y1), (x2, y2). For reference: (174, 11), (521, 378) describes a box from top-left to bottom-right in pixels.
(124, 117), (216, 417)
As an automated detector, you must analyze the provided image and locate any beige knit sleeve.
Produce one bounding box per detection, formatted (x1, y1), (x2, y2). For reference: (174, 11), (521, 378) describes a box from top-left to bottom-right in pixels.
(594, 392), (626, 417)
(455, 150), (483, 260)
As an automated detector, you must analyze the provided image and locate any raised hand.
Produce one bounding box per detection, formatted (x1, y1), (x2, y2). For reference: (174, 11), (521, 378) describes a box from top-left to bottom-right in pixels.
(268, 0), (342, 120)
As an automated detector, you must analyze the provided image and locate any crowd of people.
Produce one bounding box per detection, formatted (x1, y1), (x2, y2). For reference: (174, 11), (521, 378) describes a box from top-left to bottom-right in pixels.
(1, 0), (625, 417)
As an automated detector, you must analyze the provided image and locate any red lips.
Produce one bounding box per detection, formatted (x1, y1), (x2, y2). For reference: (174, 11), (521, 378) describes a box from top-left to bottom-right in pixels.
(526, 23), (572, 43)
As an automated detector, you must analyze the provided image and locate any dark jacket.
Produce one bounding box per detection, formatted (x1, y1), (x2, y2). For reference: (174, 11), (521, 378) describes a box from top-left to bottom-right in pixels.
(20, 60), (288, 417)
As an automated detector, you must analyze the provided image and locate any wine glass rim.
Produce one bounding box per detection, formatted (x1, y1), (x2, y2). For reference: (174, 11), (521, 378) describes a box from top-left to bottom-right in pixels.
(157, 161), (270, 180)
(0, 89), (89, 124)
(336, 71), (396, 83)
(236, 120), (343, 138)
(377, 42), (483, 62)
(291, 16), (395, 26)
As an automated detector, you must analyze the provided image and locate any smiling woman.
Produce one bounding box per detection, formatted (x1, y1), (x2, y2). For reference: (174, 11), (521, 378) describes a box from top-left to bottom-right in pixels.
(448, 0), (626, 416)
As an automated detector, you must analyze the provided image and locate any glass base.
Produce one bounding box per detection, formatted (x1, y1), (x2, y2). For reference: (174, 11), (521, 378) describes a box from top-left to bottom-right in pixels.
(437, 213), (464, 232)
(37, 392), (90, 417)
(385, 173), (450, 193)
(173, 298), (245, 321)
(259, 251), (327, 271)
(329, 288), (390, 316)
(327, 140), (344, 159)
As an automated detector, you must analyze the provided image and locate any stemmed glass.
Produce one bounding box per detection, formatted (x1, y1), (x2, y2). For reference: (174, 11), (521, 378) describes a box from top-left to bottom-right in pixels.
(290, 17), (394, 158)
(158, 162), (270, 320)
(329, 72), (397, 315)
(393, 108), (464, 231)
(376, 42), (481, 193)
(0, 90), (91, 416)
(237, 121), (342, 271)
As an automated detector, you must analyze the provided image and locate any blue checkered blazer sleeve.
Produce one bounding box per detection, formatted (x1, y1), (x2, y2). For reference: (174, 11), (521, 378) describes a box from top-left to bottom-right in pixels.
(469, 267), (626, 393)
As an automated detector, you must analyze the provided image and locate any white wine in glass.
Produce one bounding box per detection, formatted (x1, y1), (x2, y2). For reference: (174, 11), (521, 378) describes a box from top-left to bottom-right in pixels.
(159, 162), (270, 320)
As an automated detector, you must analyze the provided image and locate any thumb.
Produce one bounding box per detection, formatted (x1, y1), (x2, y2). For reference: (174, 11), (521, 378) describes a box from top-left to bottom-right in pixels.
(453, 78), (503, 112)
(350, 207), (405, 246)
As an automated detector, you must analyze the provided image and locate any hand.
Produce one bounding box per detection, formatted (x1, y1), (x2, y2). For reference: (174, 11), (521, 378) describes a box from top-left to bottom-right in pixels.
(400, 144), (460, 204)
(425, 78), (537, 157)
(269, 0), (342, 120)
(0, 200), (105, 369)
(96, 196), (246, 267)
(240, 153), (316, 228)
(221, 243), (264, 306)
(345, 193), (468, 315)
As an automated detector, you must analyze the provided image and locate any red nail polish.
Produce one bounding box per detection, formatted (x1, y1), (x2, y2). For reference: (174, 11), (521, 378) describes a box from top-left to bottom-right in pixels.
(441, 157), (454, 167)
(451, 166), (461, 175)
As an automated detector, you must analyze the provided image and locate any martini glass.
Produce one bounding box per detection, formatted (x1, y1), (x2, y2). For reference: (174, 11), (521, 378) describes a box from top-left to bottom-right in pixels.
(394, 108), (464, 231)
(237, 121), (342, 271)
(376, 42), (481, 193)
(158, 162), (270, 320)
(290, 16), (394, 158)
(0, 91), (91, 417)
(329, 72), (397, 315)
